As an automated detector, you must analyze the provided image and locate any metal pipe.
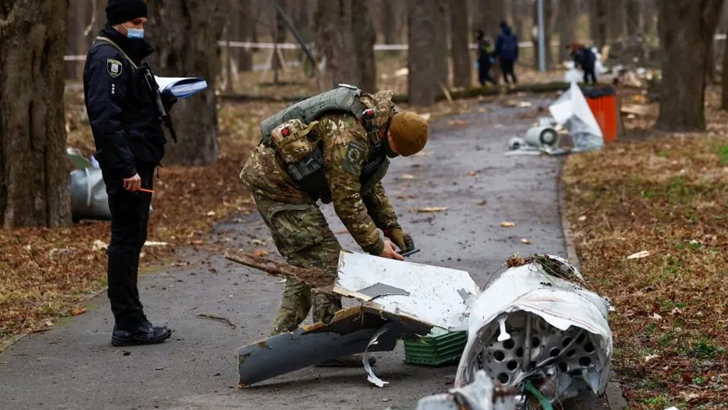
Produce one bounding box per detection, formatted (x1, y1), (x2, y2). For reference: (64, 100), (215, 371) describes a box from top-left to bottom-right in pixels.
(537, 0), (546, 72)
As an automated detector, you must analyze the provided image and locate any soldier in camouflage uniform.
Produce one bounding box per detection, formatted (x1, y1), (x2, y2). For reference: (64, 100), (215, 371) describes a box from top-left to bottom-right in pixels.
(240, 85), (428, 366)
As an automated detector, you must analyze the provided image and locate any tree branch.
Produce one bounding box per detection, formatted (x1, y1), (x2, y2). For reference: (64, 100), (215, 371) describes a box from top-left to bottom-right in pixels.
(224, 248), (334, 291)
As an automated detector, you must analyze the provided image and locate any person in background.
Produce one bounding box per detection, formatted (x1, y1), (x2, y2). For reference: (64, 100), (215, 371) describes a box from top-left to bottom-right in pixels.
(567, 43), (598, 84)
(495, 21), (519, 85)
(476, 30), (497, 86)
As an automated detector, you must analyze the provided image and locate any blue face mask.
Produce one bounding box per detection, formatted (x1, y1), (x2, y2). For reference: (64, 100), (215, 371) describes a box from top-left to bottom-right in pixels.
(123, 24), (144, 39)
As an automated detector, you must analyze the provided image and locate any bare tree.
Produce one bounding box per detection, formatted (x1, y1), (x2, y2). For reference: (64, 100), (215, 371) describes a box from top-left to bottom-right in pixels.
(0, 0), (71, 228)
(642, 0), (658, 38)
(315, 0), (358, 88)
(608, 0), (625, 41)
(382, 0), (397, 44)
(625, 0), (641, 37)
(590, 0), (608, 48)
(657, 0), (725, 131)
(557, 0), (576, 62)
(353, 1), (377, 92)
(408, 0), (437, 106)
(66, 0), (88, 79)
(147, 1), (226, 166)
(237, 0), (254, 72)
(451, 0), (472, 88)
(433, 0), (450, 88)
(509, 0), (527, 40)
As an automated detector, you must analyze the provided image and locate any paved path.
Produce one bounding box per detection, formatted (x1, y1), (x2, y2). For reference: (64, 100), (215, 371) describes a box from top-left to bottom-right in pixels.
(0, 97), (607, 410)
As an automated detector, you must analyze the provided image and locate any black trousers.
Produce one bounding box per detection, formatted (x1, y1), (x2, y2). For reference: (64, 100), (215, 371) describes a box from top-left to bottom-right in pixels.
(500, 59), (518, 84)
(478, 60), (497, 86)
(584, 67), (597, 84)
(103, 165), (154, 329)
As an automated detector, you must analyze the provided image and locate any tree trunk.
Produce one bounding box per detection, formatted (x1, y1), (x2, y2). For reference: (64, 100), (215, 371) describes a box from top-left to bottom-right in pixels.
(433, 0), (449, 87)
(383, 0), (397, 44)
(66, 0), (87, 79)
(557, 0), (576, 62)
(238, 0), (253, 72)
(451, 0), (472, 88)
(147, 0), (225, 166)
(590, 0), (608, 48)
(408, 0), (437, 106)
(478, 0), (505, 37)
(625, 0), (640, 36)
(352, 1), (377, 93)
(0, 0), (71, 228)
(314, 0), (358, 89)
(510, 0), (526, 40)
(642, 0), (657, 38)
(85, 0), (106, 44)
(656, 0), (725, 131)
(722, 25), (728, 109)
(608, 0), (624, 41)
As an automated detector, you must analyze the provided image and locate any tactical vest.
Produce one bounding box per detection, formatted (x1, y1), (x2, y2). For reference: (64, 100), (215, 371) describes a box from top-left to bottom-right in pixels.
(260, 85), (390, 203)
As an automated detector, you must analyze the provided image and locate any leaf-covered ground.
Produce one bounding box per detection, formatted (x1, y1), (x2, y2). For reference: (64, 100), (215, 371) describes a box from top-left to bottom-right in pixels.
(563, 88), (728, 410)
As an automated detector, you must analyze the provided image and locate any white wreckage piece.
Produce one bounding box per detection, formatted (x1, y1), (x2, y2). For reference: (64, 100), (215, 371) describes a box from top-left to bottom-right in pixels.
(234, 251), (612, 408)
(416, 371), (517, 410)
(336, 252), (612, 406)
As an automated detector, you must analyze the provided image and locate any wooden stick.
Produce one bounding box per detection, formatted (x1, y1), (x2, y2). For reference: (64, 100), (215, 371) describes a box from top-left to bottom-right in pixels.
(224, 249), (334, 291)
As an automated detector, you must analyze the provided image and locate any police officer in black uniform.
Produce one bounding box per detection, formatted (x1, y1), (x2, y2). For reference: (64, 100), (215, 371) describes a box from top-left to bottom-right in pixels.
(83, 0), (173, 346)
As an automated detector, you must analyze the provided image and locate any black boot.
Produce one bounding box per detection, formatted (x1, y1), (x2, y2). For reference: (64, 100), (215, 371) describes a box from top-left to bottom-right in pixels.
(112, 322), (172, 347)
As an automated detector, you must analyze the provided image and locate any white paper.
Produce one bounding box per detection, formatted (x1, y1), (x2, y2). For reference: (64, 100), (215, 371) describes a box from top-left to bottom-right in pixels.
(154, 76), (208, 98)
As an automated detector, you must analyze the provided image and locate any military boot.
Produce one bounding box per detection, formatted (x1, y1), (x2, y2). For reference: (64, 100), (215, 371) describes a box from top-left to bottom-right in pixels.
(316, 354), (376, 368)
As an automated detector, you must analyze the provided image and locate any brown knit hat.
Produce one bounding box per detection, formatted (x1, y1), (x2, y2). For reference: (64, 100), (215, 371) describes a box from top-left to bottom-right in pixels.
(389, 112), (429, 157)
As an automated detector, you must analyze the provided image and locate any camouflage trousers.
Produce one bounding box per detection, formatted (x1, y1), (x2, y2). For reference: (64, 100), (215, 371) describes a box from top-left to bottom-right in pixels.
(253, 193), (342, 335)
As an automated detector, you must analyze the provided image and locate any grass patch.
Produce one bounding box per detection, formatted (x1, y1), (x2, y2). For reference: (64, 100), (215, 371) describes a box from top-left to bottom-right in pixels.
(563, 101), (728, 409)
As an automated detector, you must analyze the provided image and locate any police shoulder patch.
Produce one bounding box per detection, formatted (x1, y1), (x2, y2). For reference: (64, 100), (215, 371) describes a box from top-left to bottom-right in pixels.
(343, 140), (366, 175)
(106, 58), (123, 78)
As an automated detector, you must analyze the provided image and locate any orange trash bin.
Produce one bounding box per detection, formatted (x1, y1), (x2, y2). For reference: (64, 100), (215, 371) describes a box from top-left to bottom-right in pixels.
(584, 86), (619, 142)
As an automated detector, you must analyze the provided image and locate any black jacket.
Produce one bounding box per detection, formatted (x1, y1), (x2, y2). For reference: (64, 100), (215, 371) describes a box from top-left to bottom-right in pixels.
(83, 25), (166, 178)
(573, 48), (597, 71)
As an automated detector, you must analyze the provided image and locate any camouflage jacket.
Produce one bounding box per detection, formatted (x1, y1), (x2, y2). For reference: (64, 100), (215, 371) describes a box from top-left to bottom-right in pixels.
(240, 91), (400, 255)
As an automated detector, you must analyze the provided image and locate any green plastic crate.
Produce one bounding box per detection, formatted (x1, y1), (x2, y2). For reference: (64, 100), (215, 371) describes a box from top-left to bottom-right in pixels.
(403, 330), (467, 366)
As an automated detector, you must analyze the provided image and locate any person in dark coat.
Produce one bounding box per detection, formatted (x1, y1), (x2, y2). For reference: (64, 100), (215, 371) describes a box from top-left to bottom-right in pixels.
(495, 21), (519, 85)
(83, 0), (176, 346)
(568, 43), (598, 84)
(476, 30), (497, 86)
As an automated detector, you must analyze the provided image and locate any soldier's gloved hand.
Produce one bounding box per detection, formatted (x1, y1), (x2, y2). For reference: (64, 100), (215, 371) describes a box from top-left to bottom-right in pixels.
(384, 228), (414, 252)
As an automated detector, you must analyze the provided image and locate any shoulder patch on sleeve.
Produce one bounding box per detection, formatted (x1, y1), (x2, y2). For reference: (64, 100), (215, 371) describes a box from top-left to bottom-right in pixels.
(343, 140), (366, 175)
(106, 59), (123, 78)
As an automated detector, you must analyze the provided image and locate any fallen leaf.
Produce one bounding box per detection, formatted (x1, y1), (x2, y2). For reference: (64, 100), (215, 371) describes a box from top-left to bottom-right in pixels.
(644, 354), (660, 362)
(477, 108), (488, 113)
(650, 313), (663, 321)
(123, 351), (131, 356)
(518, 101), (533, 108)
(477, 199), (487, 206)
(466, 171), (478, 176)
(578, 215), (587, 222)
(401, 174), (416, 180)
(447, 119), (468, 126)
(44, 319), (54, 327)
(626, 250), (650, 259)
(521, 238), (531, 244)
(333, 229), (348, 235)
(253, 249), (269, 257)
(206, 211), (216, 217)
(70, 307), (87, 316)
(92, 240), (108, 251)
(419, 113), (431, 121)
(501, 222), (516, 228)
(417, 207), (448, 213)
